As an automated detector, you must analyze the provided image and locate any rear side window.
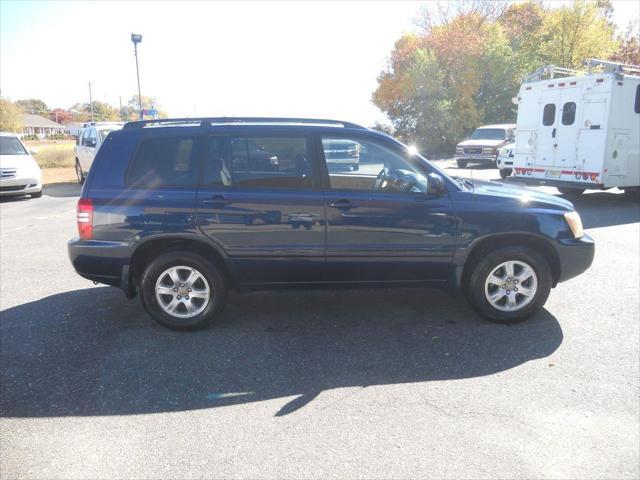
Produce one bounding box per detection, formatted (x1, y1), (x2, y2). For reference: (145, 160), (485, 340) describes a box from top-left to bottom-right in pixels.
(128, 136), (198, 187)
(635, 85), (640, 114)
(562, 102), (576, 125)
(204, 136), (311, 189)
(542, 104), (556, 126)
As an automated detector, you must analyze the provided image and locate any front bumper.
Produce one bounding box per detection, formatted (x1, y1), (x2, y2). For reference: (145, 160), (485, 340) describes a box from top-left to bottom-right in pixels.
(0, 176), (42, 196)
(455, 155), (496, 164)
(68, 237), (135, 296)
(556, 234), (595, 283)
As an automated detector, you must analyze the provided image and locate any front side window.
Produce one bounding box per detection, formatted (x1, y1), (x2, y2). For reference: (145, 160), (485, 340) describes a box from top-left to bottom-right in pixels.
(562, 102), (576, 125)
(128, 136), (197, 187)
(0, 137), (28, 155)
(543, 104), (556, 126)
(321, 136), (428, 194)
(204, 136), (311, 189)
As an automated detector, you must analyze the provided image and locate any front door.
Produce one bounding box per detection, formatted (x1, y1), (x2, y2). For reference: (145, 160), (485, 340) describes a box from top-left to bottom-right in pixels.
(319, 134), (456, 284)
(196, 134), (326, 286)
(536, 89), (561, 167)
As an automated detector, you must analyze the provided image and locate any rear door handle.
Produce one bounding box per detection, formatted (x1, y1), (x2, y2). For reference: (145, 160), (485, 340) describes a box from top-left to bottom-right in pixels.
(202, 195), (232, 206)
(552, 127), (556, 138)
(329, 199), (355, 209)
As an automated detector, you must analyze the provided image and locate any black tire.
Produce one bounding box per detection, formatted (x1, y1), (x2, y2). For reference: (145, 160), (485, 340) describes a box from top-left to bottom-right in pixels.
(31, 190), (42, 199)
(75, 159), (85, 185)
(558, 187), (585, 196)
(466, 246), (552, 324)
(456, 159), (467, 168)
(139, 251), (227, 331)
(623, 187), (640, 201)
(499, 168), (512, 179)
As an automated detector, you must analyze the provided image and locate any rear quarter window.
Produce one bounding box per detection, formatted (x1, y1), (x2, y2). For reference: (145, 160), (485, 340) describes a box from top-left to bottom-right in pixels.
(127, 136), (199, 188)
(89, 132), (139, 188)
(635, 84), (640, 114)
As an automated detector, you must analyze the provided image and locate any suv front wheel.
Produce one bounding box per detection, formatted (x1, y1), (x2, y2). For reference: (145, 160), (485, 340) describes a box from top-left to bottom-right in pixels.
(466, 246), (552, 323)
(140, 251), (227, 330)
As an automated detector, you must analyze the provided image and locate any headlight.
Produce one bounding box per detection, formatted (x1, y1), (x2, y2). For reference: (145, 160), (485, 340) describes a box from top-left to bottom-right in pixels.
(564, 211), (584, 238)
(456, 147), (463, 154)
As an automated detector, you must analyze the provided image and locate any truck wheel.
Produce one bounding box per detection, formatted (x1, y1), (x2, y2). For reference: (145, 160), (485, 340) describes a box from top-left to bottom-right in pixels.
(140, 251), (227, 331)
(75, 159), (85, 185)
(456, 160), (467, 168)
(466, 246), (552, 323)
(623, 187), (640, 201)
(499, 169), (512, 179)
(558, 187), (584, 196)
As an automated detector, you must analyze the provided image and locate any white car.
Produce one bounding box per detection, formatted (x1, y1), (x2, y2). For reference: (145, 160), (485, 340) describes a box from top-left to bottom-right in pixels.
(74, 122), (123, 184)
(0, 132), (42, 198)
(496, 141), (515, 179)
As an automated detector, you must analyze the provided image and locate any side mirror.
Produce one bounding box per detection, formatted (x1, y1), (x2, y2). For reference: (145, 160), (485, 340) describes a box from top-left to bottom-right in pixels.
(427, 173), (446, 196)
(29, 148), (38, 155)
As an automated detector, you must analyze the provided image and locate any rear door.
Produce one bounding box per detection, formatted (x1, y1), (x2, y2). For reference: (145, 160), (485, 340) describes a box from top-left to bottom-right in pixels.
(536, 90), (561, 166)
(554, 88), (581, 168)
(196, 133), (326, 286)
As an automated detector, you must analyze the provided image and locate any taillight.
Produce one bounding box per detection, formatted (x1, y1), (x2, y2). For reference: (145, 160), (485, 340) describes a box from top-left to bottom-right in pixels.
(77, 198), (94, 239)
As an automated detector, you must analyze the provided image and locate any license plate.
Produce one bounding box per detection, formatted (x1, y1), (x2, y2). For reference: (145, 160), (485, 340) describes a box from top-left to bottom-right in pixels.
(545, 170), (561, 179)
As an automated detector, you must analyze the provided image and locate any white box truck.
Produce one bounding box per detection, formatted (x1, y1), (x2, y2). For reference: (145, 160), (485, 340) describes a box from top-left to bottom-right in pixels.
(509, 59), (640, 197)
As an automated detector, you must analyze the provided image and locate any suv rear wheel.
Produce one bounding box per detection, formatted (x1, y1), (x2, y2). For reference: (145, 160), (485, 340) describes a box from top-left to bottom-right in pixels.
(456, 159), (467, 168)
(140, 251), (227, 330)
(466, 246), (552, 323)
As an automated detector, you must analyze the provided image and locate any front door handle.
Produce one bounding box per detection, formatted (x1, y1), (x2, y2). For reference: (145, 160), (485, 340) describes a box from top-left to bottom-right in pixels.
(202, 195), (232, 206)
(552, 127), (556, 138)
(329, 199), (355, 209)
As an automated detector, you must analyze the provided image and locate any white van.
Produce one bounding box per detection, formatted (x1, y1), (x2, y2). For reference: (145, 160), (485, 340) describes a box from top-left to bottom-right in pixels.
(74, 122), (123, 184)
(509, 59), (639, 196)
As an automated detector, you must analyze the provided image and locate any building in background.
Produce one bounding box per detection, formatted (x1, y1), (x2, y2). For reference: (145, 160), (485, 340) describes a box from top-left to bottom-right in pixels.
(20, 113), (65, 138)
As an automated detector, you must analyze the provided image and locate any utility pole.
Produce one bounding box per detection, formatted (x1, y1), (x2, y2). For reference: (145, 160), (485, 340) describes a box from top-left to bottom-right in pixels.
(88, 82), (94, 122)
(131, 33), (143, 120)
(119, 96), (124, 121)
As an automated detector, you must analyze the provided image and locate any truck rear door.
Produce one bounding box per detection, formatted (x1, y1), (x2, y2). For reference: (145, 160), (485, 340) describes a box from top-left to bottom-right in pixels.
(554, 87), (581, 169)
(536, 89), (561, 166)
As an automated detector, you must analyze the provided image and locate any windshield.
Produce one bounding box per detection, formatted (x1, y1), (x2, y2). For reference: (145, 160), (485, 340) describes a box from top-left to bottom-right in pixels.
(0, 137), (28, 155)
(470, 128), (506, 141)
(98, 129), (116, 142)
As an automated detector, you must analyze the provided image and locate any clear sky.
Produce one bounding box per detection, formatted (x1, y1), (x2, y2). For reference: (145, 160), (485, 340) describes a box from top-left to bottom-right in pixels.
(1, 0), (638, 126)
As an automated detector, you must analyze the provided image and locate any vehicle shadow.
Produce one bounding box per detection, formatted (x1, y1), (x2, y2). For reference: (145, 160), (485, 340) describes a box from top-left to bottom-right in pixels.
(43, 183), (81, 198)
(1, 286), (563, 418)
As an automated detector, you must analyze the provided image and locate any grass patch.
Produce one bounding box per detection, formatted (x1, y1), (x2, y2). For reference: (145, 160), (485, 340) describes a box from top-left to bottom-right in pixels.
(29, 142), (76, 168)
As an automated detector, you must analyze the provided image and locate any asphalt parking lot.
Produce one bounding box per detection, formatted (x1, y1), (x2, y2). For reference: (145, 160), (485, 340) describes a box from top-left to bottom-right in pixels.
(1, 163), (639, 479)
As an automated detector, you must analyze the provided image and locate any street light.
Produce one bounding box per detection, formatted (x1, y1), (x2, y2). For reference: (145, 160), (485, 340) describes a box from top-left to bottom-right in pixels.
(131, 33), (143, 120)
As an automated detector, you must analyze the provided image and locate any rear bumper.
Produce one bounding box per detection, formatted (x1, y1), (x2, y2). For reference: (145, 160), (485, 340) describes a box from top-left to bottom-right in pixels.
(507, 177), (604, 190)
(67, 237), (135, 296)
(556, 234), (595, 283)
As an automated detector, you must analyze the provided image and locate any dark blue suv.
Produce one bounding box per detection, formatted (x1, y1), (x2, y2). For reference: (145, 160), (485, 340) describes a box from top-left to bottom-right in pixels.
(68, 117), (594, 330)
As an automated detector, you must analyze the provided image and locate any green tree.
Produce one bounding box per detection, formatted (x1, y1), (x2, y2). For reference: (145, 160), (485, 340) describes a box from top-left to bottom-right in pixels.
(540, 0), (617, 69)
(126, 95), (167, 120)
(0, 99), (23, 132)
(14, 98), (49, 114)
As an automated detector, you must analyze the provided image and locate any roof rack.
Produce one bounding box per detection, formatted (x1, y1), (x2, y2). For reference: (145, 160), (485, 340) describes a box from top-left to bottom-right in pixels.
(123, 117), (366, 130)
(524, 59), (640, 83)
(584, 58), (640, 77)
